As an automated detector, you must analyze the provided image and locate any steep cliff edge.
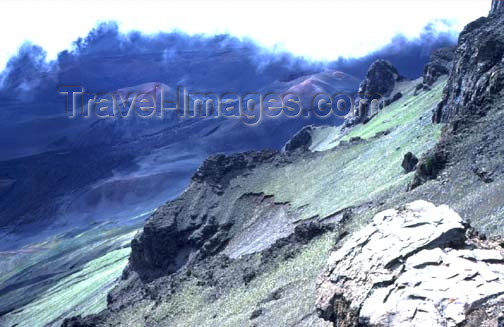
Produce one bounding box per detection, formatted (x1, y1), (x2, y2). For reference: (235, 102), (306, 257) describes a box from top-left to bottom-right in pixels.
(406, 2), (504, 235)
(433, 6), (504, 123)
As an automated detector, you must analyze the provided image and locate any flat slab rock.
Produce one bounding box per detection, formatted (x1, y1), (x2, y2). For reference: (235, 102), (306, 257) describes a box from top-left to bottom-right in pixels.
(316, 200), (504, 327)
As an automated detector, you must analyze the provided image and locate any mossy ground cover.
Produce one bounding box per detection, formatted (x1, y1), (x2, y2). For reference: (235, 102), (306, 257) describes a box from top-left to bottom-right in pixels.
(145, 233), (334, 327)
(246, 78), (445, 222)
(1, 247), (131, 327)
(0, 216), (145, 327)
(340, 78), (445, 142)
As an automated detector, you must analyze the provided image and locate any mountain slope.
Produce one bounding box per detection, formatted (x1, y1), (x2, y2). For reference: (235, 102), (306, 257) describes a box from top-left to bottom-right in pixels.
(61, 4), (504, 323)
(59, 70), (448, 327)
(3, 7), (503, 327)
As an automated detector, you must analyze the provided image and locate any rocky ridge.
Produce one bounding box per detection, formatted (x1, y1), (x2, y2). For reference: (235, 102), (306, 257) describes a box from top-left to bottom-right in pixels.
(434, 3), (504, 123)
(420, 46), (455, 88)
(128, 150), (281, 281)
(409, 0), (504, 200)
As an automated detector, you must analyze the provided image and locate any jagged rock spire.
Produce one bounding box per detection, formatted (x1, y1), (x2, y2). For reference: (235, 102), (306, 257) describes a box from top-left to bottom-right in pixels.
(490, 0), (504, 15)
(358, 59), (403, 98)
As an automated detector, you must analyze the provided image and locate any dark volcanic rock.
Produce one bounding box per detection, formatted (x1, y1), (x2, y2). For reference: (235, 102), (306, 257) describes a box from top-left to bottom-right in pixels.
(358, 59), (404, 98)
(490, 0), (504, 15)
(192, 150), (277, 193)
(405, 2), (504, 217)
(406, 2), (504, 199)
(384, 92), (402, 106)
(293, 221), (330, 244)
(129, 204), (232, 280)
(408, 151), (446, 190)
(433, 10), (504, 123)
(401, 152), (419, 173)
(422, 46), (455, 86)
(346, 60), (405, 126)
(62, 315), (102, 327)
(129, 150), (279, 281)
(250, 308), (263, 320)
(282, 125), (313, 153)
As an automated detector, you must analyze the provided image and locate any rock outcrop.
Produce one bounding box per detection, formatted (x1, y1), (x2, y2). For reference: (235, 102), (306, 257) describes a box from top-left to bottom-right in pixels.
(282, 125), (313, 153)
(408, 150), (446, 190)
(316, 201), (504, 327)
(129, 150), (279, 280)
(346, 60), (404, 126)
(422, 46), (455, 86)
(409, 3), (504, 195)
(433, 7), (504, 123)
(401, 152), (419, 173)
(358, 59), (404, 98)
(491, 0), (504, 15)
(192, 151), (277, 193)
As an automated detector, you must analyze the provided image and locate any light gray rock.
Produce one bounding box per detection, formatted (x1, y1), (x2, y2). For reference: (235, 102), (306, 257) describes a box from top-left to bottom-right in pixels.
(316, 200), (504, 327)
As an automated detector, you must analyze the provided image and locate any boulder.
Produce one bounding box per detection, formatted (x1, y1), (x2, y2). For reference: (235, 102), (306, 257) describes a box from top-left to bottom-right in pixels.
(316, 201), (504, 327)
(358, 59), (404, 98)
(401, 152), (419, 173)
(408, 150), (447, 190)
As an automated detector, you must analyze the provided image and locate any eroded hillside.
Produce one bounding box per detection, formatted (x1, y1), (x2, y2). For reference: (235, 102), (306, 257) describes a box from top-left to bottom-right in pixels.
(43, 5), (504, 325)
(61, 69), (451, 327)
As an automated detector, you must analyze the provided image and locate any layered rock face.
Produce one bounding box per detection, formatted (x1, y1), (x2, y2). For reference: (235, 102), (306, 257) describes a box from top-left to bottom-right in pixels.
(129, 150), (279, 280)
(316, 201), (504, 327)
(409, 4), (504, 196)
(433, 6), (504, 123)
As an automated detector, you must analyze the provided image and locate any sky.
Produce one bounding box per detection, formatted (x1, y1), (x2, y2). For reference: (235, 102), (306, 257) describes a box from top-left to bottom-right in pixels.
(0, 0), (491, 70)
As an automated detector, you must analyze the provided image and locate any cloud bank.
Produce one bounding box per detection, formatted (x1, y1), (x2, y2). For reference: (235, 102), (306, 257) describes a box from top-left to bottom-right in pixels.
(0, 0), (489, 71)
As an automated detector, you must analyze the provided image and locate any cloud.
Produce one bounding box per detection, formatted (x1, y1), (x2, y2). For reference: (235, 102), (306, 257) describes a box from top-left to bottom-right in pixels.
(0, 18), (459, 106)
(331, 22), (458, 78)
(0, 0), (490, 71)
